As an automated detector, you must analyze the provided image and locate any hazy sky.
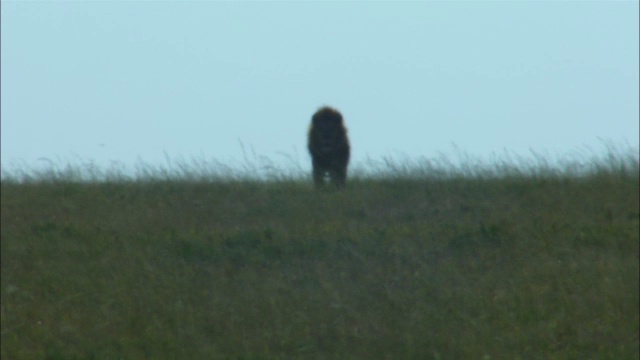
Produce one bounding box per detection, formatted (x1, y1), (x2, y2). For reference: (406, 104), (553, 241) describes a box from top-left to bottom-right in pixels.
(2, 1), (638, 175)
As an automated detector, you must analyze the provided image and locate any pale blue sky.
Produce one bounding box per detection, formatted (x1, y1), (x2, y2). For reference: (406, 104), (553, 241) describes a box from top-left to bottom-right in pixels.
(2, 1), (638, 176)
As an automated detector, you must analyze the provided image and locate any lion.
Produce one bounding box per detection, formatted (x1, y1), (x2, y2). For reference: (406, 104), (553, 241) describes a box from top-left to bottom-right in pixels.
(307, 106), (350, 188)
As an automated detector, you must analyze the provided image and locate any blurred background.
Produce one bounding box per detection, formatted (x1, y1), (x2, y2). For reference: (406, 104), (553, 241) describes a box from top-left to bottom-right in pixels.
(2, 1), (638, 176)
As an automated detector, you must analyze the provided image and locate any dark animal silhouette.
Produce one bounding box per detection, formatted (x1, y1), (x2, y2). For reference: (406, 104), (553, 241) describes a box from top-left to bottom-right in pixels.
(307, 106), (350, 188)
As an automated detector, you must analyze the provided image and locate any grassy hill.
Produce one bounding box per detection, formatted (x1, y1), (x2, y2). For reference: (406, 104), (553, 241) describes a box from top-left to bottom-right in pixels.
(1, 152), (638, 359)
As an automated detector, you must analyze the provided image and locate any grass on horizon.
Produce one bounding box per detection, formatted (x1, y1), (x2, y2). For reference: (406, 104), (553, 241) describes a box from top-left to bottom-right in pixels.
(2, 142), (638, 183)
(1, 149), (639, 359)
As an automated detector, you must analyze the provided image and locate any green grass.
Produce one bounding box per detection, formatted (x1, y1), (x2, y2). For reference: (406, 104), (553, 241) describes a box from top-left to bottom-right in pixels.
(1, 149), (639, 359)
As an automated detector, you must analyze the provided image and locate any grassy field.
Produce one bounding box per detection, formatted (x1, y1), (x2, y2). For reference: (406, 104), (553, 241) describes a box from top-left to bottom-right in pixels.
(1, 151), (639, 359)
